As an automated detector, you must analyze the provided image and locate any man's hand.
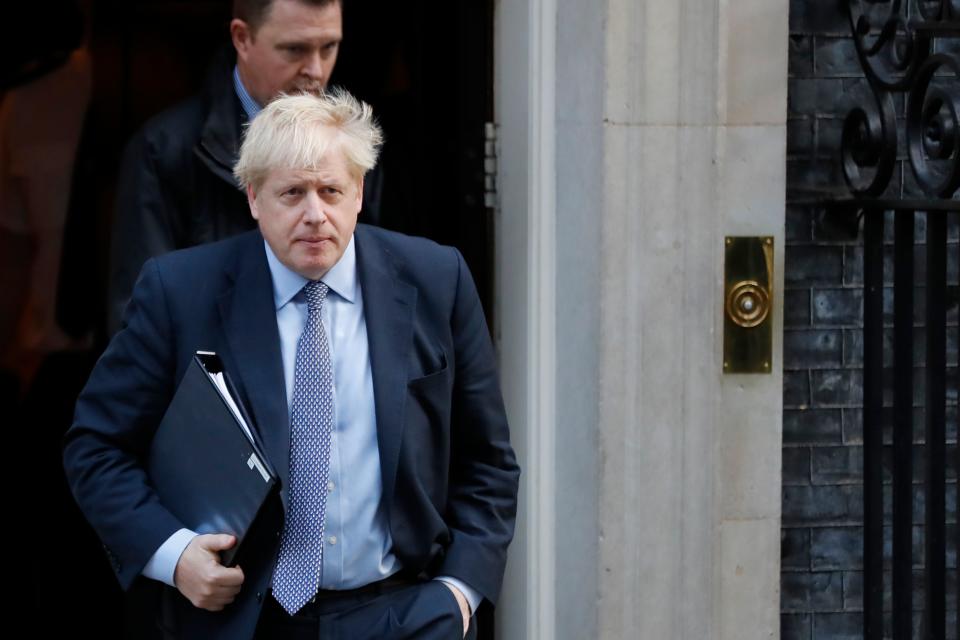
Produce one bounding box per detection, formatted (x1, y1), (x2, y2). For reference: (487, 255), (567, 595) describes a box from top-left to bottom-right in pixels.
(441, 582), (471, 638)
(173, 534), (245, 611)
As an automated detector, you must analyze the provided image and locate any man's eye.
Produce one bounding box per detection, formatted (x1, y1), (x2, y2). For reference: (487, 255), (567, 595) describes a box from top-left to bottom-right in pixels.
(283, 188), (302, 197)
(283, 45), (305, 55)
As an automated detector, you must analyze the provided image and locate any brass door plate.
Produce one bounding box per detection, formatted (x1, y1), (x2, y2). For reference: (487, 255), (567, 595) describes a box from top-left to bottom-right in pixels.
(724, 236), (773, 373)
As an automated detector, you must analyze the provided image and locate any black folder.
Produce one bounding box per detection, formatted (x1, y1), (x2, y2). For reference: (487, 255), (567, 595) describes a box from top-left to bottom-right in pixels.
(147, 352), (279, 566)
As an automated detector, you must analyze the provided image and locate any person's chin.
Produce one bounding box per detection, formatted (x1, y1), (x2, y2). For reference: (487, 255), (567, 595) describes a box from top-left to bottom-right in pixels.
(293, 262), (329, 281)
(293, 251), (332, 275)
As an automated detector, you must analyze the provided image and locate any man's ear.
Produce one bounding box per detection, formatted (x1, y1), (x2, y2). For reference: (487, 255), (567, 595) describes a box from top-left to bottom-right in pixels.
(230, 19), (254, 61)
(355, 176), (364, 212)
(247, 184), (260, 220)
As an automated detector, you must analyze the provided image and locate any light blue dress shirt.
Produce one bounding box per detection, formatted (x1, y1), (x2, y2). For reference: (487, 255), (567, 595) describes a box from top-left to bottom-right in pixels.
(233, 65), (261, 119)
(142, 236), (480, 612)
(267, 236), (399, 588)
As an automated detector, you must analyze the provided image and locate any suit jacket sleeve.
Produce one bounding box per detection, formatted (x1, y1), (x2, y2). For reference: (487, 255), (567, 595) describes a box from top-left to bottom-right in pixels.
(63, 258), (186, 590)
(437, 248), (520, 605)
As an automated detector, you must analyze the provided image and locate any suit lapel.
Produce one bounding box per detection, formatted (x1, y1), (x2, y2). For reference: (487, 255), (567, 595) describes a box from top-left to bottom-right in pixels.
(355, 227), (417, 511)
(217, 233), (291, 511)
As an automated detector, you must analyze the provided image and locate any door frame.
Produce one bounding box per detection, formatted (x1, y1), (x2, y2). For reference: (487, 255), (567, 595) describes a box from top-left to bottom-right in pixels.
(492, 0), (557, 638)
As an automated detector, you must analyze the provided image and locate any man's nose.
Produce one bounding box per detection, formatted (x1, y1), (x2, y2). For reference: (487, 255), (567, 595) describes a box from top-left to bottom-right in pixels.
(303, 193), (328, 223)
(301, 51), (326, 81)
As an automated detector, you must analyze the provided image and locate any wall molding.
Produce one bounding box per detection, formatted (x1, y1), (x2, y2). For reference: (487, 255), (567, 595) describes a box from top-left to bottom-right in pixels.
(493, 0), (557, 637)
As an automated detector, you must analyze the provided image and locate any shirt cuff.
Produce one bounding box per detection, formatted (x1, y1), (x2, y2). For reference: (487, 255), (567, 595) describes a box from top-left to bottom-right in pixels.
(434, 576), (482, 616)
(141, 528), (198, 587)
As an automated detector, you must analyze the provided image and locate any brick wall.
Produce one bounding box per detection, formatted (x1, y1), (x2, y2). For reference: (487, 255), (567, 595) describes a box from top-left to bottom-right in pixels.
(784, 1), (959, 638)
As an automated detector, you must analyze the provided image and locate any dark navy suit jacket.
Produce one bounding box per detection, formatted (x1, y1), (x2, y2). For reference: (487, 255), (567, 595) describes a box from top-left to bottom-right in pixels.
(63, 225), (520, 640)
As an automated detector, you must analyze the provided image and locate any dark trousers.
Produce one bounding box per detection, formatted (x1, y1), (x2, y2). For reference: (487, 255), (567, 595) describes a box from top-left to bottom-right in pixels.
(253, 579), (478, 640)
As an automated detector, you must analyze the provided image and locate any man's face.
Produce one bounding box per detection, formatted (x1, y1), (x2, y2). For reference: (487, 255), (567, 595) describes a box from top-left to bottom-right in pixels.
(232, 0), (342, 105)
(248, 151), (363, 281)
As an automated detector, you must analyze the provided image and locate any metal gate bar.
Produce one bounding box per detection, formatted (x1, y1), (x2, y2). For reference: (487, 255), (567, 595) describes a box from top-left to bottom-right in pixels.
(863, 209), (884, 640)
(893, 209), (915, 640)
(924, 212), (948, 640)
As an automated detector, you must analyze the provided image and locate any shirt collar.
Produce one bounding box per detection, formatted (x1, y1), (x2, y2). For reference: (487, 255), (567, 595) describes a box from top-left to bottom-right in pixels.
(233, 65), (262, 120)
(263, 235), (359, 310)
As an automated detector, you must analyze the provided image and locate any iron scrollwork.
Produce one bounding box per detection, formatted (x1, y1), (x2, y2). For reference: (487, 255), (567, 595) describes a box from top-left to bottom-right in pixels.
(907, 53), (960, 196)
(841, 88), (897, 196)
(842, 0), (960, 199)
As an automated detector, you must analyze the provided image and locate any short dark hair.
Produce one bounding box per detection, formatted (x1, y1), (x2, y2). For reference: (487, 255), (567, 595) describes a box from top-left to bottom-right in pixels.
(233, 0), (341, 32)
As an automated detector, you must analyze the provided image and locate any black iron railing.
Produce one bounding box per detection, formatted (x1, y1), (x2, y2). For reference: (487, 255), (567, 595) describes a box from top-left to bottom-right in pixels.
(830, 1), (959, 638)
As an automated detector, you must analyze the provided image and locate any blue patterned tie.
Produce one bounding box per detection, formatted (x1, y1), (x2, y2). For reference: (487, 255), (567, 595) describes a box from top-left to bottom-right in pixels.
(271, 280), (335, 614)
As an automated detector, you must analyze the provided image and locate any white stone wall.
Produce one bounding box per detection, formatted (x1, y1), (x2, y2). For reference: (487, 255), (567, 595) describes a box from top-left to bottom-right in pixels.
(495, 0), (788, 637)
(596, 0), (787, 637)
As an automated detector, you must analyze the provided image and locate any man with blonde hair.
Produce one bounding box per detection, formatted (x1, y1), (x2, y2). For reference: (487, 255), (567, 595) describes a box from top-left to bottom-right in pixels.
(64, 91), (519, 640)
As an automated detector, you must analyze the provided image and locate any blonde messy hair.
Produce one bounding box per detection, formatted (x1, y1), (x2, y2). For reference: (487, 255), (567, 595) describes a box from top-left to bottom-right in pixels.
(233, 88), (384, 191)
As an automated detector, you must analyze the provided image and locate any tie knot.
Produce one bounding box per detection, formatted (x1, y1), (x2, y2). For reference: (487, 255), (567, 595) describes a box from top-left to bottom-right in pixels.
(303, 280), (329, 311)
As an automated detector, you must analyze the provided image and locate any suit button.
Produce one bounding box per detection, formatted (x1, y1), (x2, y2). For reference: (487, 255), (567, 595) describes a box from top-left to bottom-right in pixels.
(256, 592), (262, 602)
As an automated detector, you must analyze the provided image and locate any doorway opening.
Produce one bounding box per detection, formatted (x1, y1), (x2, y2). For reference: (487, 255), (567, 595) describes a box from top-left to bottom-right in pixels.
(2, 0), (497, 637)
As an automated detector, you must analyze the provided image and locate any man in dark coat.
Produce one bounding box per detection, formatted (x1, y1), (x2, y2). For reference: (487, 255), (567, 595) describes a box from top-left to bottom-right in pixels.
(109, 0), (383, 333)
(65, 90), (519, 639)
